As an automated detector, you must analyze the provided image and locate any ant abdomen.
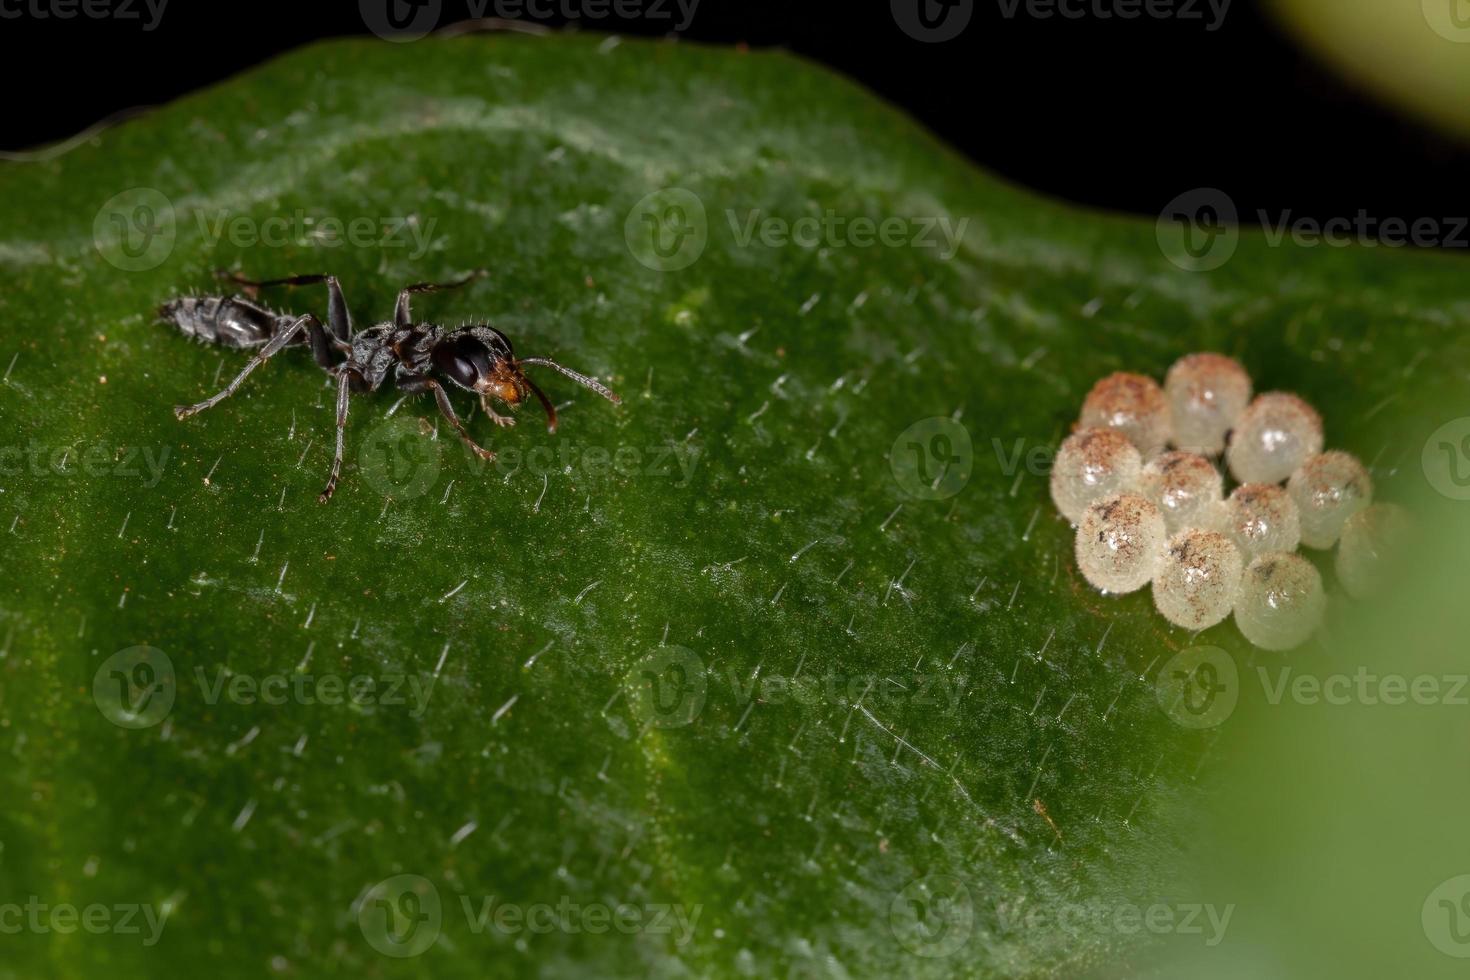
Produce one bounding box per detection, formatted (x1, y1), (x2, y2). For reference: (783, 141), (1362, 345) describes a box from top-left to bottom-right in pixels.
(159, 295), (289, 350)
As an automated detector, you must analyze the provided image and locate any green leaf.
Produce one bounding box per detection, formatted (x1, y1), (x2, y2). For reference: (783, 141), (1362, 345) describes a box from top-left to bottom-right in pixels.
(1, 33), (1466, 979)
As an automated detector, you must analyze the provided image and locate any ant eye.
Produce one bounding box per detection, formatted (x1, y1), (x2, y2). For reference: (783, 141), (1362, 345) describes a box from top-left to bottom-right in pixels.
(433, 336), (489, 389)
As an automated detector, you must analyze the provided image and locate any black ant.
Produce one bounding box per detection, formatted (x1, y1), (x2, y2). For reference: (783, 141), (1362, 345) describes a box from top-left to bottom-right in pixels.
(160, 270), (621, 502)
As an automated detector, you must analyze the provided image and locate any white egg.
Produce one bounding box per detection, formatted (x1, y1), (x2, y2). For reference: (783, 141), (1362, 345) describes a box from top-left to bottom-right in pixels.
(1234, 551), (1325, 651)
(1287, 450), (1372, 549)
(1075, 492), (1168, 594)
(1226, 392), (1324, 485)
(1049, 427), (1143, 525)
(1335, 502), (1410, 599)
(1152, 528), (1244, 630)
(1164, 352), (1252, 456)
(1216, 482), (1301, 563)
(1080, 372), (1172, 458)
(1138, 450), (1223, 535)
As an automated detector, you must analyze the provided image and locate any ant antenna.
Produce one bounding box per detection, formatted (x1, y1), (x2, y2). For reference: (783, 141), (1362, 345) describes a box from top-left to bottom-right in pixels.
(517, 358), (622, 406)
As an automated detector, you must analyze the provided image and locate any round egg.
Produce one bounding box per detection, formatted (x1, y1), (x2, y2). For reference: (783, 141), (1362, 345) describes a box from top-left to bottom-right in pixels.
(1075, 492), (1168, 594)
(1080, 372), (1172, 458)
(1049, 427), (1143, 525)
(1216, 483), (1301, 563)
(1234, 551), (1325, 651)
(1138, 450), (1223, 535)
(1164, 352), (1252, 456)
(1287, 450), (1372, 549)
(1226, 392), (1323, 485)
(1152, 528), (1244, 630)
(1336, 502), (1411, 599)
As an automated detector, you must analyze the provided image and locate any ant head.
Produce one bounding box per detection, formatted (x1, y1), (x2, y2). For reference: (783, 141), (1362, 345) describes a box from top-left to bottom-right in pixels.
(432, 326), (621, 433)
(433, 325), (530, 406)
(432, 326), (512, 389)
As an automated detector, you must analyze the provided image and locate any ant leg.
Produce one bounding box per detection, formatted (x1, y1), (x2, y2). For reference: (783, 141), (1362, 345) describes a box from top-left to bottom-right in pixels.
(175, 314), (316, 420)
(394, 269), (487, 328)
(318, 367), (359, 503)
(217, 270), (354, 346)
(398, 375), (495, 461)
(302, 316), (346, 372)
(481, 402), (517, 429)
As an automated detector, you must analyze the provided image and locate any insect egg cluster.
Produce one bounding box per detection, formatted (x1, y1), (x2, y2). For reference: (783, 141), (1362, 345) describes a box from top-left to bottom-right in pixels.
(1051, 353), (1401, 650)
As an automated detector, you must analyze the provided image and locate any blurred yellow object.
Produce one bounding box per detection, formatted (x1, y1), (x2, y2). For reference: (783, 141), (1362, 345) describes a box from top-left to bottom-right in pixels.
(1268, 0), (1470, 142)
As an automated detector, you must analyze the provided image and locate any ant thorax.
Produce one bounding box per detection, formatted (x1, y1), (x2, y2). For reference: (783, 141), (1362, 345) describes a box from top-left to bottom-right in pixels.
(350, 324), (435, 389)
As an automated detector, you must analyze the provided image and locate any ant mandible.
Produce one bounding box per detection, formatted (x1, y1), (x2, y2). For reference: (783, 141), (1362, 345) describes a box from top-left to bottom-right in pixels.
(160, 270), (621, 502)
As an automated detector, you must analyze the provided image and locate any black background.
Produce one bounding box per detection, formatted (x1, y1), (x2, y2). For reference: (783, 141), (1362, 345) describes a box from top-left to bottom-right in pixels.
(2, 0), (1466, 247)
